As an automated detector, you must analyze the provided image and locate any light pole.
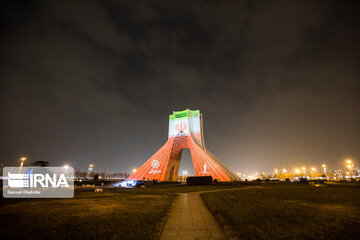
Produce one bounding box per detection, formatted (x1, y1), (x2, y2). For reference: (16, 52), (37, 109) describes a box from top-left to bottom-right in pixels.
(20, 157), (27, 167)
(322, 164), (326, 173)
(18, 157), (27, 173)
(346, 159), (354, 178)
(311, 167), (316, 179)
(282, 169), (287, 180)
(88, 164), (94, 177)
(181, 170), (188, 182)
(321, 164), (327, 178)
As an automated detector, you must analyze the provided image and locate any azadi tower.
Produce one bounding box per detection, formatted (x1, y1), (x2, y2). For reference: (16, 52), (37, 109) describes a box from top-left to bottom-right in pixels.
(128, 109), (240, 181)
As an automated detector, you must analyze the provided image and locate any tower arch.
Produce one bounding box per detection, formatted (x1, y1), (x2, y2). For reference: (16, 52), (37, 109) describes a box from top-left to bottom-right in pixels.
(128, 109), (240, 181)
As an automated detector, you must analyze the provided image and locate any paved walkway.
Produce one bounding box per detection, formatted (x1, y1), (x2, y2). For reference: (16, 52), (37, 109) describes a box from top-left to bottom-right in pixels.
(160, 187), (252, 240)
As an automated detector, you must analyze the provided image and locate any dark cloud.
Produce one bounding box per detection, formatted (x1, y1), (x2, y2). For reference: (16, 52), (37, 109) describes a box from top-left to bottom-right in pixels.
(1, 0), (359, 174)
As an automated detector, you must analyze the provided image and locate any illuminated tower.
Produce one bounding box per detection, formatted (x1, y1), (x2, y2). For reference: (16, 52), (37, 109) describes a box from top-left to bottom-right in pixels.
(128, 109), (240, 181)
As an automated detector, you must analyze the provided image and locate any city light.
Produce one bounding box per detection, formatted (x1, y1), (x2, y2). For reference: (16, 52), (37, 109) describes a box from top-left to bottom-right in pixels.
(258, 158), (359, 181)
(132, 169), (137, 173)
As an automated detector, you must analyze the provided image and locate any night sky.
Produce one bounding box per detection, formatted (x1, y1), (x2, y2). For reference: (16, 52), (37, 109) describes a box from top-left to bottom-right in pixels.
(1, 1), (359, 175)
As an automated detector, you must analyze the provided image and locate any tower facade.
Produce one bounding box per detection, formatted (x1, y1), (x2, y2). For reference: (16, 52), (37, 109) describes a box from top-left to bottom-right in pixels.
(128, 109), (240, 181)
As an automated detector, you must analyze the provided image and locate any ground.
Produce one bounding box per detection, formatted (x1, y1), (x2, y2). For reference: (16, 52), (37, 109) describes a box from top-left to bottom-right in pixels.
(201, 183), (360, 240)
(1, 192), (174, 240)
(0, 184), (238, 240)
(1, 182), (360, 240)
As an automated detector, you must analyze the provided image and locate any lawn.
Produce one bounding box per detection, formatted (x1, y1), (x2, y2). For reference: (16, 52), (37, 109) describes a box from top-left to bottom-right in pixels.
(201, 183), (360, 240)
(0, 192), (175, 240)
(4, 182), (358, 240)
(0, 183), (242, 240)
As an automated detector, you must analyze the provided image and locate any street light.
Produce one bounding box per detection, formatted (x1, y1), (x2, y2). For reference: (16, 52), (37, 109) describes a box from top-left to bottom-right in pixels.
(345, 159), (355, 177)
(88, 164), (94, 177)
(20, 157), (27, 167)
(310, 167), (316, 179)
(132, 169), (137, 173)
(282, 169), (287, 173)
(322, 164), (327, 174)
(345, 159), (354, 168)
(64, 165), (69, 169)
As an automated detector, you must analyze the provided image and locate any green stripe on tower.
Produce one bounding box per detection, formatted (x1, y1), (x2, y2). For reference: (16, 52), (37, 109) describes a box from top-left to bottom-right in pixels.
(169, 109), (200, 120)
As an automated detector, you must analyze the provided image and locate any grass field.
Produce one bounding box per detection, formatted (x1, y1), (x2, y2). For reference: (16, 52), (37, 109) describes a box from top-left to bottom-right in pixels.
(201, 183), (360, 240)
(0, 183), (242, 240)
(2, 182), (360, 239)
(0, 192), (175, 240)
